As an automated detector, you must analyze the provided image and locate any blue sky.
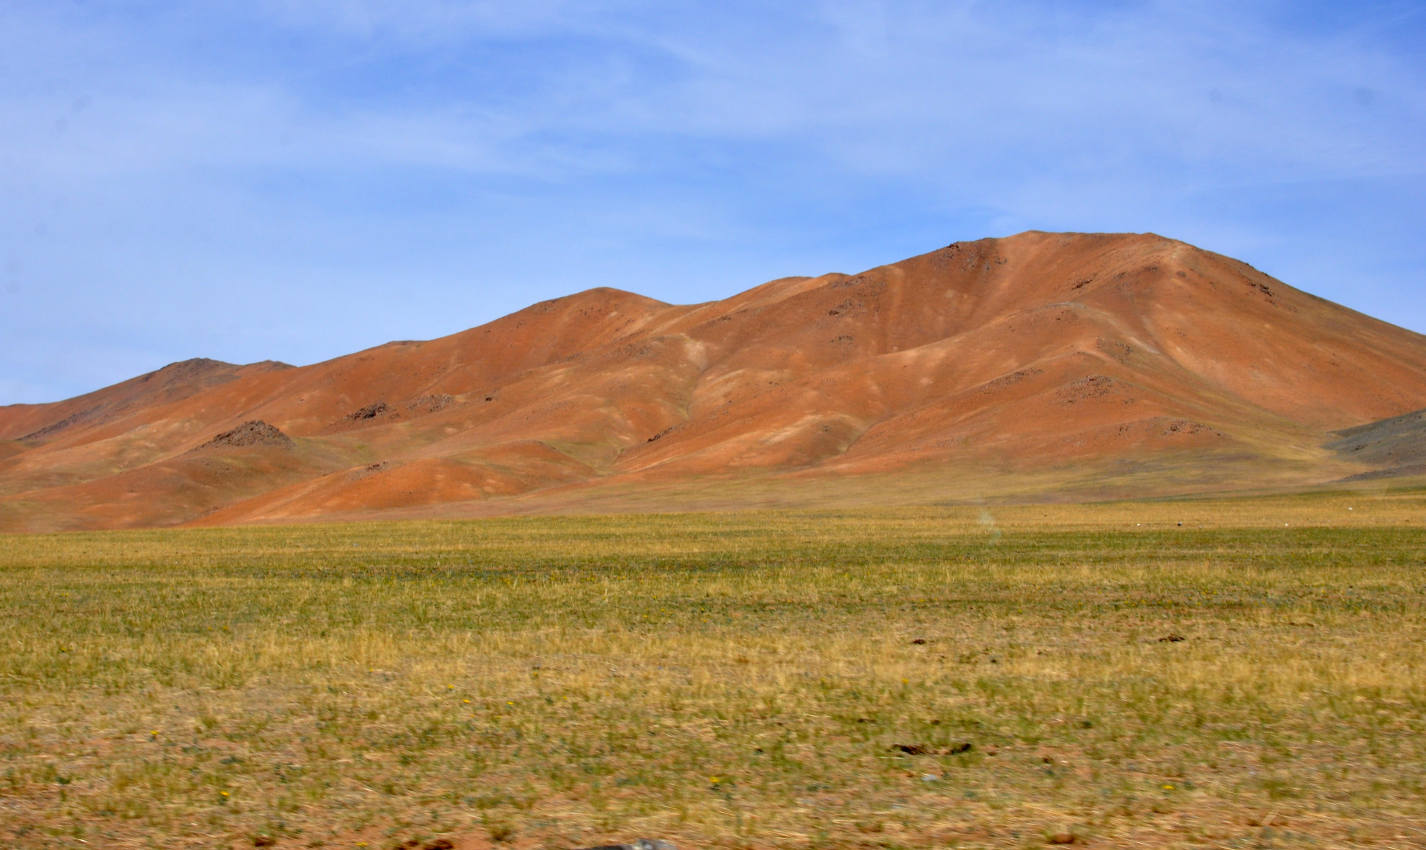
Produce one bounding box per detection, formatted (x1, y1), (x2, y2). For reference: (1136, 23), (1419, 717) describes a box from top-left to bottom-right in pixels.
(3, 0), (1424, 404)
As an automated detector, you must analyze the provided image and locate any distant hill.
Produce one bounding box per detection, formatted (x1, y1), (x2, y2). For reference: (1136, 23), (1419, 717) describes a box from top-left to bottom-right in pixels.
(4, 231), (1426, 531)
(1329, 407), (1426, 481)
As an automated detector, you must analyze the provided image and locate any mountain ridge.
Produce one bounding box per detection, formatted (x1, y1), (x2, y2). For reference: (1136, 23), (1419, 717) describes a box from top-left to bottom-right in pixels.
(4, 231), (1426, 531)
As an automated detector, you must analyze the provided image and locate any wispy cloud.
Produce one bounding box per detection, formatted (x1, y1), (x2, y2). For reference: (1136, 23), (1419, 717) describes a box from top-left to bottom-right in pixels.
(9, 2), (1421, 185)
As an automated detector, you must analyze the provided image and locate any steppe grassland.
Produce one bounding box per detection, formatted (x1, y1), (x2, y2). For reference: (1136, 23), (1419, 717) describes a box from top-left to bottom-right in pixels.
(1, 490), (1424, 849)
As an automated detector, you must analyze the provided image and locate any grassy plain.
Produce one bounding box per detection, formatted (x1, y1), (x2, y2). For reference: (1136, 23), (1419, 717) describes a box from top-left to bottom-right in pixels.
(1, 490), (1424, 849)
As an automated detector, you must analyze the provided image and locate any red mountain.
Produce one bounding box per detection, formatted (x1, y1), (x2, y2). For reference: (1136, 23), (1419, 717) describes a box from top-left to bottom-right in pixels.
(4, 232), (1424, 531)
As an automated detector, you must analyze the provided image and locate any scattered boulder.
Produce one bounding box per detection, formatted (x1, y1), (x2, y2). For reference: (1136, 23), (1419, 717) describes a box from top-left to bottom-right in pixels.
(346, 401), (390, 421)
(1096, 337), (1134, 362)
(1162, 419), (1222, 437)
(1057, 375), (1116, 404)
(348, 461), (390, 480)
(200, 420), (292, 450)
(407, 394), (453, 413)
(980, 367), (1045, 394)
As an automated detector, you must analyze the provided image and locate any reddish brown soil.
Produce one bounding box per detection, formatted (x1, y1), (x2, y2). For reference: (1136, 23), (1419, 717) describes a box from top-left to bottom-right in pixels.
(4, 232), (1425, 531)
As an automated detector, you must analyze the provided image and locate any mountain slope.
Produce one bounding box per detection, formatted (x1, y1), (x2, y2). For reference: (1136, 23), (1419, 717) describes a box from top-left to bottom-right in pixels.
(4, 232), (1425, 530)
(1329, 407), (1426, 481)
(0, 358), (291, 443)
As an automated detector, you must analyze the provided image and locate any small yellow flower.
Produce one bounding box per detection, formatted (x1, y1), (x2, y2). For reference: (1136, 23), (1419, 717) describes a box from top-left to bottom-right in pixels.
(462, 699), (471, 704)
(1162, 783), (1175, 791)
(220, 790), (230, 797)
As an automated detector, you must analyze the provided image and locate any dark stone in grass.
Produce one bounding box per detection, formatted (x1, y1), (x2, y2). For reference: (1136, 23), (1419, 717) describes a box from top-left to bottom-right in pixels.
(1158, 633), (1187, 642)
(911, 637), (927, 644)
(892, 742), (972, 756)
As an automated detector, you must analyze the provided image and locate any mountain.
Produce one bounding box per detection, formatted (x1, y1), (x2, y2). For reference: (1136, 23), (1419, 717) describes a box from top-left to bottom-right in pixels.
(4, 231), (1426, 531)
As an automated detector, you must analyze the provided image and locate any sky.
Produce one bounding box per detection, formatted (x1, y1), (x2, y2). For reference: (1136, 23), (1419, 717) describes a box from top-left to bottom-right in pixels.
(3, 0), (1425, 405)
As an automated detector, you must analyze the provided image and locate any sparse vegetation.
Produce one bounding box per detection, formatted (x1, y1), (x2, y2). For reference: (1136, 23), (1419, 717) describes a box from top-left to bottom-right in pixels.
(2, 490), (1424, 848)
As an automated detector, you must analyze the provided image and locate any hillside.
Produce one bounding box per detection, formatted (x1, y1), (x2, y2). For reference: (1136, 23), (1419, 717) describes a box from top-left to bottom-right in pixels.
(4, 231), (1426, 530)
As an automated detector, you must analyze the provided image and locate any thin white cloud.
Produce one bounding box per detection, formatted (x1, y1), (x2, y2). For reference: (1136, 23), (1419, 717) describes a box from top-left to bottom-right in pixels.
(8, 2), (1420, 186)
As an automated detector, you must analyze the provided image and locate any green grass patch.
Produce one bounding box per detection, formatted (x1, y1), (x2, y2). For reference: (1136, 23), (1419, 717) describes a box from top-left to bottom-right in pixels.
(2, 498), (1424, 848)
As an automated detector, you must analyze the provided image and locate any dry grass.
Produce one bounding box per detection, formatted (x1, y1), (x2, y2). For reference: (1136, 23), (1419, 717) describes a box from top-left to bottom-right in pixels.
(1, 489), (1424, 848)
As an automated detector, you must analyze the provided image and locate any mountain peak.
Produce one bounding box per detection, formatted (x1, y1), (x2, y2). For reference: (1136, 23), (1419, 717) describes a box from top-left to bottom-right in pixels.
(4, 233), (1425, 531)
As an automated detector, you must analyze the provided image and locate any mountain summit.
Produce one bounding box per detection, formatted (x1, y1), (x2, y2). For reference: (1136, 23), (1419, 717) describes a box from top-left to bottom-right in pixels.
(4, 232), (1425, 530)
